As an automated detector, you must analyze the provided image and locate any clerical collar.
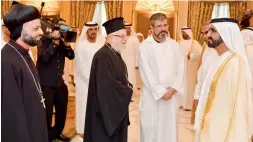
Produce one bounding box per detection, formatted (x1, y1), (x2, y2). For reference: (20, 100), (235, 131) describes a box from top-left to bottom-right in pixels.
(9, 40), (29, 55)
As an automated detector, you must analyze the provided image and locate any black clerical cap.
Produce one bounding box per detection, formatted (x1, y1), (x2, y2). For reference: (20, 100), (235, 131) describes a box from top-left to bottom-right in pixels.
(210, 18), (238, 24)
(102, 17), (125, 35)
(3, 4), (40, 40)
(12, 1), (20, 5)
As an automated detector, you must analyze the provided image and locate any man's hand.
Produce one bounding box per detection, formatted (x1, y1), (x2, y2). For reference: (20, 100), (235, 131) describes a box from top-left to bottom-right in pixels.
(161, 88), (176, 101)
(187, 53), (191, 60)
(63, 41), (70, 46)
(161, 92), (172, 100)
(51, 30), (60, 39)
(193, 99), (199, 106)
(167, 88), (176, 96)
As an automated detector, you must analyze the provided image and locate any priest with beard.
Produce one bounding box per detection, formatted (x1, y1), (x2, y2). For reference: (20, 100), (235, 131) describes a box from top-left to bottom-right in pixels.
(1, 3), (48, 142)
(84, 17), (133, 142)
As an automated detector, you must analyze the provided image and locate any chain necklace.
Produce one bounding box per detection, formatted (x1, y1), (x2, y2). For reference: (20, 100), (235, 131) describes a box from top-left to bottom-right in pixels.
(105, 43), (129, 82)
(8, 43), (46, 108)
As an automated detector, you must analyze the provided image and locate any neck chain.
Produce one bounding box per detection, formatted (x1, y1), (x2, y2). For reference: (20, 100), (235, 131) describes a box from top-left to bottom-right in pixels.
(105, 43), (128, 80)
(8, 43), (46, 108)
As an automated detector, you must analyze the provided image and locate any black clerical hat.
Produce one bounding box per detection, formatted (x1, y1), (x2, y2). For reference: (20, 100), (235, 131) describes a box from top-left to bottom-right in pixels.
(3, 4), (40, 40)
(102, 17), (125, 35)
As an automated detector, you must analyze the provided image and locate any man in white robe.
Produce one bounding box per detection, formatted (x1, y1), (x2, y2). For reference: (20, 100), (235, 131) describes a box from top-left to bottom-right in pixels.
(139, 13), (184, 142)
(194, 17), (253, 142)
(137, 32), (144, 43)
(73, 22), (105, 141)
(191, 23), (218, 124)
(179, 27), (202, 110)
(240, 10), (253, 96)
(136, 33), (144, 90)
(121, 22), (140, 101)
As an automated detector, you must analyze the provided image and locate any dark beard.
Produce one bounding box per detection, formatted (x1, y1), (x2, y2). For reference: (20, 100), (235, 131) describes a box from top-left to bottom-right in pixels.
(208, 37), (223, 48)
(155, 31), (168, 39)
(22, 31), (41, 46)
(23, 36), (41, 46)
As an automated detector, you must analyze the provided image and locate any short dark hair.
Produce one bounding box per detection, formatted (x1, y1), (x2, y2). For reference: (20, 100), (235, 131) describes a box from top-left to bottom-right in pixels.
(149, 13), (168, 25)
(240, 10), (253, 29)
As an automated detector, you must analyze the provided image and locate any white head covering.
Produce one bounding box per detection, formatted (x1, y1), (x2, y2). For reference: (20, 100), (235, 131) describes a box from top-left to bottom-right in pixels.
(195, 17), (253, 139)
(136, 33), (144, 38)
(79, 21), (104, 43)
(124, 22), (137, 37)
(180, 27), (193, 40)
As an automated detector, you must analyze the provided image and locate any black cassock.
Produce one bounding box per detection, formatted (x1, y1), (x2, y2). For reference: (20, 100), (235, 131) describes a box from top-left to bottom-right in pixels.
(1, 40), (48, 142)
(84, 44), (133, 142)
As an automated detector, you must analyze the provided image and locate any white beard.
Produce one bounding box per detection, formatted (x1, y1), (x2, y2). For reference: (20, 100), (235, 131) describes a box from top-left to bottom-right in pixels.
(111, 44), (125, 53)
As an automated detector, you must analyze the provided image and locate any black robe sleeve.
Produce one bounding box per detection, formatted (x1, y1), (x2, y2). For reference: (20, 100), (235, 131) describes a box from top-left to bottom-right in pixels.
(63, 45), (75, 60)
(95, 54), (133, 137)
(1, 63), (32, 142)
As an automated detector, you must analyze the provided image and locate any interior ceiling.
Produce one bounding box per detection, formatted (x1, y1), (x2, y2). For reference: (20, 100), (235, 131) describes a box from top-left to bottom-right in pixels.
(23, 0), (59, 12)
(135, 0), (175, 12)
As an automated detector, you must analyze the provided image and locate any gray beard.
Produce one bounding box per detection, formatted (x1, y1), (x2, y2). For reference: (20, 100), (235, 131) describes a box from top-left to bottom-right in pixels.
(111, 45), (122, 53)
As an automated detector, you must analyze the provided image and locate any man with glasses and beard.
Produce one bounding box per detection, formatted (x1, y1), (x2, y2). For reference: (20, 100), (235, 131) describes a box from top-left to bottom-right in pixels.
(139, 13), (184, 142)
(194, 18), (253, 142)
(36, 19), (75, 142)
(84, 17), (133, 142)
(1, 4), (48, 142)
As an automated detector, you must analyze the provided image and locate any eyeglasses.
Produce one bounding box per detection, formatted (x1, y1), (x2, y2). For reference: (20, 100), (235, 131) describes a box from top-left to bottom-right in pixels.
(111, 34), (128, 39)
(152, 24), (168, 29)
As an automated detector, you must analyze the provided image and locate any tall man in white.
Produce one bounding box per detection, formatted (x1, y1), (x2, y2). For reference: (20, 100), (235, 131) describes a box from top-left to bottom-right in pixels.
(121, 22), (140, 100)
(139, 13), (184, 142)
(194, 18), (253, 142)
(74, 22), (104, 140)
(240, 10), (253, 95)
(191, 23), (218, 124)
(179, 27), (202, 110)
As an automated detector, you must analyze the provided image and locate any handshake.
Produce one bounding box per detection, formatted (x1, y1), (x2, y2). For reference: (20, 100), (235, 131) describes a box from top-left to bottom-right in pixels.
(161, 87), (176, 100)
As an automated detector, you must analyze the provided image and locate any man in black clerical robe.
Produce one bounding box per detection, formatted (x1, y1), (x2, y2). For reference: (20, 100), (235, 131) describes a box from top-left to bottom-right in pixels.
(84, 17), (133, 142)
(1, 3), (48, 142)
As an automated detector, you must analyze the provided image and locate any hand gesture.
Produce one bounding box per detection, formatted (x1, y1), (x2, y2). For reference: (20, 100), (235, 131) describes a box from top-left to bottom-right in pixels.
(161, 88), (176, 101)
(193, 99), (199, 106)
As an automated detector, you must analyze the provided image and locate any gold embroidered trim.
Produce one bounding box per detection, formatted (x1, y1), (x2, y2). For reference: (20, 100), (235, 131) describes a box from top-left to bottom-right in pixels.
(200, 54), (235, 130)
(224, 56), (241, 141)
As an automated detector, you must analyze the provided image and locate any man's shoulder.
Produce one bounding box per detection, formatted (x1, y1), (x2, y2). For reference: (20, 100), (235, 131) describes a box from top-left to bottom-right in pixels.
(93, 45), (110, 59)
(1, 45), (16, 62)
(168, 38), (179, 45)
(225, 54), (243, 69)
(1, 48), (20, 72)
